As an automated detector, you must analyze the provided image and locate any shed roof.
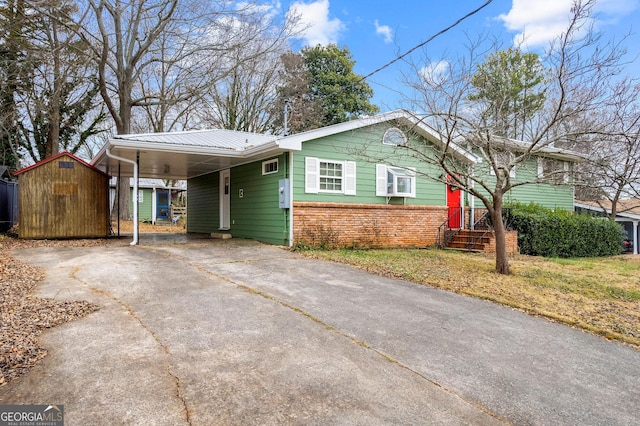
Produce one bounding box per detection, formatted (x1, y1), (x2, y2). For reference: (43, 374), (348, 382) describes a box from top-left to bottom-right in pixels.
(14, 151), (110, 178)
(109, 177), (186, 190)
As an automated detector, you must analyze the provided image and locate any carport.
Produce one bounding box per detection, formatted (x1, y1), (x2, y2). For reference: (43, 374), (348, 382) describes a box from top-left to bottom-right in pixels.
(575, 200), (640, 254)
(91, 130), (302, 244)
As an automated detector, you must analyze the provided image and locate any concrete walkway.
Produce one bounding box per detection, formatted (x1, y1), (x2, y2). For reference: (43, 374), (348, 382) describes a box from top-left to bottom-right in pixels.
(2, 239), (639, 425)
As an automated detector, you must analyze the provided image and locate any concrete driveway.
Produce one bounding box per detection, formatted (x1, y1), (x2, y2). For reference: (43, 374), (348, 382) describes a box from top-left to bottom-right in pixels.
(1, 239), (639, 425)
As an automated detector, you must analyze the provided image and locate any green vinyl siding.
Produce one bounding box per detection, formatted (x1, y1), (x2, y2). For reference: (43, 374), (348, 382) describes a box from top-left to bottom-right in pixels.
(129, 188), (153, 222)
(503, 182), (574, 210)
(293, 124), (447, 206)
(230, 154), (290, 245)
(473, 156), (574, 210)
(187, 172), (219, 233)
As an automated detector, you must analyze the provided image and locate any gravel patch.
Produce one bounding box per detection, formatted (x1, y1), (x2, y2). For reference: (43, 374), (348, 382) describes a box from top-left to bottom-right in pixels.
(0, 236), (105, 386)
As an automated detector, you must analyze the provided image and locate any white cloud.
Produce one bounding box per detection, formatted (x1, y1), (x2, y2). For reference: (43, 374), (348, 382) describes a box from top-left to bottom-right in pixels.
(499, 0), (639, 48)
(498, 0), (575, 47)
(374, 20), (393, 43)
(287, 0), (344, 46)
(420, 60), (450, 86)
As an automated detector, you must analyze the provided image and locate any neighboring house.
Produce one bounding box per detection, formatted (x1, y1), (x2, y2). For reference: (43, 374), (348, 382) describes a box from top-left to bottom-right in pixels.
(91, 110), (579, 249)
(109, 178), (186, 223)
(575, 199), (640, 254)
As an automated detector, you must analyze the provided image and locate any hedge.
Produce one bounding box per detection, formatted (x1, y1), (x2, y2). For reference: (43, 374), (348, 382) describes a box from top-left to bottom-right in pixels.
(504, 203), (624, 258)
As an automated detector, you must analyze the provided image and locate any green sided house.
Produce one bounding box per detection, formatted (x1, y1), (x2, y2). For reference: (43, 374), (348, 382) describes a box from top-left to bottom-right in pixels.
(91, 110), (579, 249)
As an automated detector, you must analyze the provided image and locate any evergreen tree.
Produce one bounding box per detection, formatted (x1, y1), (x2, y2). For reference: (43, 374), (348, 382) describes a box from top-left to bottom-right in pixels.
(469, 47), (546, 140)
(275, 44), (378, 134)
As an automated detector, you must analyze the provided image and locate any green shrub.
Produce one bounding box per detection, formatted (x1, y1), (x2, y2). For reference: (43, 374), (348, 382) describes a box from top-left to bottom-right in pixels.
(505, 202), (624, 258)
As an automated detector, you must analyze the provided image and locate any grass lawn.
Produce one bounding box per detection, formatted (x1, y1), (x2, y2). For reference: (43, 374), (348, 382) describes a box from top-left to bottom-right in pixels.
(300, 248), (640, 349)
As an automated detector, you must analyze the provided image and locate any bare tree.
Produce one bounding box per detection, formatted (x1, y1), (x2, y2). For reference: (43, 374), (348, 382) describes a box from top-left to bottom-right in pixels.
(75, 0), (293, 218)
(0, 0), (32, 169)
(397, 0), (626, 274)
(17, 0), (105, 163)
(271, 51), (324, 135)
(186, 7), (297, 133)
(572, 78), (640, 218)
(197, 43), (285, 133)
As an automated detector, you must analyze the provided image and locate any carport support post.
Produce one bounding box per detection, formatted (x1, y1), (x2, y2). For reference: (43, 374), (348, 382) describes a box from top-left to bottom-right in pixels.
(117, 164), (121, 236)
(106, 148), (138, 245)
(634, 220), (638, 255)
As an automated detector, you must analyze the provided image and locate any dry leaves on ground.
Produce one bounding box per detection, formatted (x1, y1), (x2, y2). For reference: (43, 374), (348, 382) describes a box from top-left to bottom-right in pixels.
(0, 236), (101, 386)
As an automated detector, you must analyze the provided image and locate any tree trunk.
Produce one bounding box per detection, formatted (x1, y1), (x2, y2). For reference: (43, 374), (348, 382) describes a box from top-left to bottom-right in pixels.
(114, 96), (132, 221)
(115, 177), (132, 221)
(45, 14), (61, 159)
(491, 195), (511, 275)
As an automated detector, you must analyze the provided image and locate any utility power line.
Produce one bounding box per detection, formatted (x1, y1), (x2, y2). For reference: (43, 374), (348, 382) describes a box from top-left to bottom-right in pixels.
(358, 0), (495, 84)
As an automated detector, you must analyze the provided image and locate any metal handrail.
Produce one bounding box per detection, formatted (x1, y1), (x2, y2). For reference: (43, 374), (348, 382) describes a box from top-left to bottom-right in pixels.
(436, 207), (463, 248)
(473, 209), (491, 230)
(462, 227), (492, 251)
(462, 208), (513, 250)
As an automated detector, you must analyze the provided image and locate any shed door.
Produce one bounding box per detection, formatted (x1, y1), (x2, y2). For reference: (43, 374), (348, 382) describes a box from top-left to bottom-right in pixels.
(219, 169), (230, 230)
(157, 190), (170, 219)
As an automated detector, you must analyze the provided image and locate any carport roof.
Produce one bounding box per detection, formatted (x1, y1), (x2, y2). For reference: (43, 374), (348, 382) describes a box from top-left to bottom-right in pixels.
(91, 129), (301, 180)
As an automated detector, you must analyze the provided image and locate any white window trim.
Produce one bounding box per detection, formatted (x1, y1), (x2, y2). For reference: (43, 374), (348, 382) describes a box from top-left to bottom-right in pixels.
(382, 127), (408, 146)
(537, 158), (569, 184)
(490, 153), (516, 178)
(305, 157), (356, 195)
(376, 164), (416, 198)
(262, 158), (278, 175)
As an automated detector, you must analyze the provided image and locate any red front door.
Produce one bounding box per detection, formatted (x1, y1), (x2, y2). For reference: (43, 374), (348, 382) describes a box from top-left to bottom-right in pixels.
(446, 176), (462, 229)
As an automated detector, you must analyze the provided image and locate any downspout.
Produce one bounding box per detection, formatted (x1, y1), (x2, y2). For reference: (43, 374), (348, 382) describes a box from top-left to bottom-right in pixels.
(288, 151), (294, 247)
(106, 148), (138, 245)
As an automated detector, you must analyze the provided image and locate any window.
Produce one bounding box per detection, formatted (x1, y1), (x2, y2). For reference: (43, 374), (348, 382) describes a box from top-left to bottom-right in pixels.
(538, 158), (569, 184)
(262, 159), (278, 175)
(383, 127), (407, 146)
(138, 189), (143, 203)
(305, 157), (356, 195)
(376, 164), (416, 198)
(58, 161), (74, 169)
(490, 151), (516, 178)
(320, 161), (342, 191)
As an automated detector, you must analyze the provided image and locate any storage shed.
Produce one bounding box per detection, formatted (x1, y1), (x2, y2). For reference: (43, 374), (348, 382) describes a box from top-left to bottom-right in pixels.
(14, 152), (110, 239)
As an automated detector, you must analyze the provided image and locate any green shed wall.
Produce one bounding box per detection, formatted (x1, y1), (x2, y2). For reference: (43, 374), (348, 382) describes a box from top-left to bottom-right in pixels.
(129, 188), (153, 222)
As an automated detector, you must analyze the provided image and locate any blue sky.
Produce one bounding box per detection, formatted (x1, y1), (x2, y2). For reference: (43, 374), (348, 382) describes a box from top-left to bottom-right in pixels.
(282, 0), (640, 111)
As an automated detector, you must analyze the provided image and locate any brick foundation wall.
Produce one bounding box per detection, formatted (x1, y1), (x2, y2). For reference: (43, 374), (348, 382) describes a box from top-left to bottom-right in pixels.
(293, 202), (449, 248)
(484, 230), (519, 255)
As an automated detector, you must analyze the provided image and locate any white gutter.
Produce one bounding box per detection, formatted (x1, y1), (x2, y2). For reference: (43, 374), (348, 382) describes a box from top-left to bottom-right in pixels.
(106, 148), (139, 245)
